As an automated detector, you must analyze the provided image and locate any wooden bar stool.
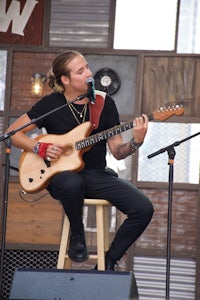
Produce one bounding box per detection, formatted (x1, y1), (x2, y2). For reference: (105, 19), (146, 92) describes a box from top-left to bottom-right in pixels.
(57, 199), (112, 270)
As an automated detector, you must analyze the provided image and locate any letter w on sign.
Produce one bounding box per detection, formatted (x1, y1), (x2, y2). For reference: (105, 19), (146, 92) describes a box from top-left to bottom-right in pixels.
(0, 0), (38, 36)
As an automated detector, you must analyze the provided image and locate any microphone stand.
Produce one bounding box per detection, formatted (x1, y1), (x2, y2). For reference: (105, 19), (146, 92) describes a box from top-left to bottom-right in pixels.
(147, 131), (200, 300)
(0, 93), (86, 297)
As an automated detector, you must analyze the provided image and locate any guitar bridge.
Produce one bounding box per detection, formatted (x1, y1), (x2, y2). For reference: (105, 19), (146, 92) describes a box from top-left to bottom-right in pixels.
(44, 159), (51, 168)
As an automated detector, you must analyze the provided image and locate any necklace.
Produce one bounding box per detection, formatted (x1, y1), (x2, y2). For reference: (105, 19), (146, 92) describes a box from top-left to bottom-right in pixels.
(70, 103), (87, 118)
(68, 103), (87, 124)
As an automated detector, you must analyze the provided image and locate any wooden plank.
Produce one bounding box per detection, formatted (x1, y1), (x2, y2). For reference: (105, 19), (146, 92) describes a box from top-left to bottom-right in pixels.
(142, 56), (200, 117)
(6, 182), (63, 246)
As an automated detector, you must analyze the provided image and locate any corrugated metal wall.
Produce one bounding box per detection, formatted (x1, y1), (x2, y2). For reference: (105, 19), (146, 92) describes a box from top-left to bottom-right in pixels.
(49, 0), (111, 48)
(134, 256), (196, 300)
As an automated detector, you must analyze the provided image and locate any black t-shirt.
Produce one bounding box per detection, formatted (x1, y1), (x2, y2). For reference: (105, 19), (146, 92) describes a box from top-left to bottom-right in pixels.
(27, 92), (120, 169)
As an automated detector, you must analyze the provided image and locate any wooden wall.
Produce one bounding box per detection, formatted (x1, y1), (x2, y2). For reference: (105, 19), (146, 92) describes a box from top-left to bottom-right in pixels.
(142, 56), (200, 117)
(6, 183), (62, 249)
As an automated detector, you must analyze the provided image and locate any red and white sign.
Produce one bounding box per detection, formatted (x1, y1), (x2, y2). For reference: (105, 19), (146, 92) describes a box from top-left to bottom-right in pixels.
(0, 0), (44, 45)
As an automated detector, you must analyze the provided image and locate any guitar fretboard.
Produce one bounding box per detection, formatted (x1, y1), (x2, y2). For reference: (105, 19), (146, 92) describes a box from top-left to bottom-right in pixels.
(75, 113), (152, 150)
(73, 105), (186, 150)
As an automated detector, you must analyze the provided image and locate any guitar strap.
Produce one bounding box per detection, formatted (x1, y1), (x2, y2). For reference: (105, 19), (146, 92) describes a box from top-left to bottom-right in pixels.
(89, 90), (106, 129)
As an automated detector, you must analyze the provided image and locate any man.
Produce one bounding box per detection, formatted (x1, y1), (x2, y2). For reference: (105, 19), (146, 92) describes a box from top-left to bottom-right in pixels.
(7, 50), (154, 270)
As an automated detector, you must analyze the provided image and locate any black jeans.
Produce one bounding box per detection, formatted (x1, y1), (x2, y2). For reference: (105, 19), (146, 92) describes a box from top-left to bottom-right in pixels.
(47, 168), (154, 261)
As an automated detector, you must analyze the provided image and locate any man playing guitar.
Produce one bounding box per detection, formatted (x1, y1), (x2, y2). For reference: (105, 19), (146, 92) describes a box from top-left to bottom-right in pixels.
(7, 50), (154, 271)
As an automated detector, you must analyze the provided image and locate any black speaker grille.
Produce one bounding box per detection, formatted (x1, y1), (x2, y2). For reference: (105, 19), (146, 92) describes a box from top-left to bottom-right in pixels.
(0, 249), (58, 300)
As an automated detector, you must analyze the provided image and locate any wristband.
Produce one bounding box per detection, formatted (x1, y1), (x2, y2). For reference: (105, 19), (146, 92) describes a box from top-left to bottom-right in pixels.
(38, 142), (53, 159)
(33, 142), (40, 154)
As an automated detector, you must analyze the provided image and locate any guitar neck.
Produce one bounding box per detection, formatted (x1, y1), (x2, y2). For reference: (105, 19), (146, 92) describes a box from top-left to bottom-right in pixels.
(75, 113), (153, 150)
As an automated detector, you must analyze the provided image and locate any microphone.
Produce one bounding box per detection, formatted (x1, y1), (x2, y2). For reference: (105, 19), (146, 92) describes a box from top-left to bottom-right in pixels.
(86, 77), (96, 104)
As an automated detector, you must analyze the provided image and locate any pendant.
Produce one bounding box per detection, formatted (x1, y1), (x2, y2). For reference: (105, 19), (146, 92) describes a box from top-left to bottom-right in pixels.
(80, 114), (83, 118)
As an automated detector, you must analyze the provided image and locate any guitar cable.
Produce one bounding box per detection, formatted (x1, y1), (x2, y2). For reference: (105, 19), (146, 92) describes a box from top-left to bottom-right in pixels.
(19, 190), (50, 203)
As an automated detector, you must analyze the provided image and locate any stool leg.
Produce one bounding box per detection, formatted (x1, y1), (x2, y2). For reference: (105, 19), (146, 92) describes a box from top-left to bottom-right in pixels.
(103, 206), (109, 252)
(57, 215), (72, 269)
(96, 205), (106, 270)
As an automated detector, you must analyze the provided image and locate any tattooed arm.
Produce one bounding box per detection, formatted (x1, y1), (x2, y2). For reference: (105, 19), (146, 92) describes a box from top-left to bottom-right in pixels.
(107, 114), (149, 160)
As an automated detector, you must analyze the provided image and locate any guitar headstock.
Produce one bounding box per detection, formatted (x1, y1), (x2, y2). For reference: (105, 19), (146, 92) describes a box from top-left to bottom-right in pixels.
(151, 105), (184, 121)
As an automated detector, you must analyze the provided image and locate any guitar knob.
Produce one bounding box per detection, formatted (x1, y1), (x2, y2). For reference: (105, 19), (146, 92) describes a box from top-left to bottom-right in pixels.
(41, 169), (45, 174)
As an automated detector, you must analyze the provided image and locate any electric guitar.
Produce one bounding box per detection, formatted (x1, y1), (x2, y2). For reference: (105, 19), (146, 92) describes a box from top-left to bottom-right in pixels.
(19, 105), (184, 193)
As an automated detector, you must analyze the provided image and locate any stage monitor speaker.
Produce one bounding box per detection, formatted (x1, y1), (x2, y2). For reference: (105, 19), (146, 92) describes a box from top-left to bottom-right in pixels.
(9, 268), (138, 300)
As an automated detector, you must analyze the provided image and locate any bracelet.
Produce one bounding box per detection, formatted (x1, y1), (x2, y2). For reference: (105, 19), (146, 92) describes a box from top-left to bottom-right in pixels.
(32, 142), (40, 154)
(38, 142), (53, 158)
(130, 138), (143, 153)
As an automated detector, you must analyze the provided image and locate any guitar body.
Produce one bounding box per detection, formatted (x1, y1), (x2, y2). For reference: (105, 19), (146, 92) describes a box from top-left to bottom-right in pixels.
(19, 122), (92, 193)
